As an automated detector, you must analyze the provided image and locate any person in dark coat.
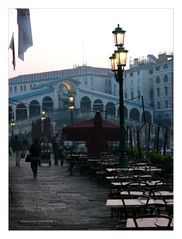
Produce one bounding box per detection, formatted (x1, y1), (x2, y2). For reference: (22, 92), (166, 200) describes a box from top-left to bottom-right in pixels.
(59, 140), (64, 167)
(52, 136), (59, 166)
(13, 135), (23, 166)
(29, 138), (41, 178)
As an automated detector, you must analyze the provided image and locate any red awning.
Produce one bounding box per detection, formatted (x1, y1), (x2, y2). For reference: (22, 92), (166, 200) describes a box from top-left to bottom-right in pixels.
(61, 112), (120, 155)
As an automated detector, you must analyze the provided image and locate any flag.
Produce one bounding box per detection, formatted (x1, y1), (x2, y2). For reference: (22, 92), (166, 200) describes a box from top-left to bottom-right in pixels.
(9, 33), (16, 70)
(17, 8), (33, 60)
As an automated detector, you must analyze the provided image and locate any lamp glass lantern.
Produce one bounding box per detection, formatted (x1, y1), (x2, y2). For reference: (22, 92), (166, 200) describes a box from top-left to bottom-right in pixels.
(10, 119), (16, 126)
(115, 48), (128, 67)
(109, 53), (117, 71)
(68, 96), (75, 111)
(112, 24), (126, 47)
(41, 111), (46, 121)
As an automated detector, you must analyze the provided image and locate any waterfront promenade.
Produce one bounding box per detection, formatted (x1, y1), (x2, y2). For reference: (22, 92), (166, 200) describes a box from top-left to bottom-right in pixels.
(9, 154), (117, 230)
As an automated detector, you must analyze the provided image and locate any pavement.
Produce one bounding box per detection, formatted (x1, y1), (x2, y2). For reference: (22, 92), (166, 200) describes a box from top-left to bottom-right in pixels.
(9, 154), (118, 230)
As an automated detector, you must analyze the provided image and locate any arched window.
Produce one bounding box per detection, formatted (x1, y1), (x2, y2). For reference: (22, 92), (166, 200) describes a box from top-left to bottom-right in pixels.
(93, 99), (104, 112)
(42, 96), (53, 112)
(9, 106), (14, 122)
(124, 106), (128, 119)
(80, 96), (91, 112)
(16, 103), (27, 120)
(105, 102), (116, 116)
(117, 106), (128, 118)
(129, 108), (140, 121)
(142, 111), (152, 123)
(29, 100), (40, 117)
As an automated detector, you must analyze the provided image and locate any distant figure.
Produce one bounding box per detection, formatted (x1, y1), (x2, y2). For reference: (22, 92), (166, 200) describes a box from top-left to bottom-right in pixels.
(13, 135), (23, 167)
(52, 136), (59, 166)
(22, 137), (29, 152)
(29, 138), (41, 178)
(40, 137), (52, 166)
(59, 140), (64, 167)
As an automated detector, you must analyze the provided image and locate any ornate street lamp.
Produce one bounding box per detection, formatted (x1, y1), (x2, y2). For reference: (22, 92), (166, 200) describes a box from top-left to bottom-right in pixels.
(68, 95), (75, 124)
(112, 24), (126, 47)
(68, 95), (75, 176)
(110, 24), (128, 165)
(41, 111), (46, 138)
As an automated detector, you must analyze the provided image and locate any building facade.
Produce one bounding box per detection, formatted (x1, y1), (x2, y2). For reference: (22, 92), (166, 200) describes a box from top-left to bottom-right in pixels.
(124, 52), (173, 128)
(9, 65), (153, 136)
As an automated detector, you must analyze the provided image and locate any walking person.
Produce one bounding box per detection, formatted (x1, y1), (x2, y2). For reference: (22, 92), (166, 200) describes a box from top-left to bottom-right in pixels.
(52, 136), (59, 166)
(13, 135), (23, 167)
(29, 138), (41, 178)
(59, 140), (64, 167)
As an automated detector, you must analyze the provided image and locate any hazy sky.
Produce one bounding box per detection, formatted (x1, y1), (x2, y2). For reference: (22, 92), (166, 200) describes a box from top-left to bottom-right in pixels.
(8, 8), (173, 78)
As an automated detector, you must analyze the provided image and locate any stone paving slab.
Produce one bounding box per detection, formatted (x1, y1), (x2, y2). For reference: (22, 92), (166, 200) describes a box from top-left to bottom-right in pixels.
(9, 154), (118, 230)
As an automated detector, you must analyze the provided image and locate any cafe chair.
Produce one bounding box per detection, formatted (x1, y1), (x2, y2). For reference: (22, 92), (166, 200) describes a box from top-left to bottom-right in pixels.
(139, 203), (173, 217)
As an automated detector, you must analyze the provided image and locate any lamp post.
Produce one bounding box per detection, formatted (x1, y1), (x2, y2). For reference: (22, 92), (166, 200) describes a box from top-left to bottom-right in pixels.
(68, 95), (75, 124)
(10, 119), (16, 137)
(68, 95), (75, 176)
(41, 111), (46, 139)
(109, 24), (128, 165)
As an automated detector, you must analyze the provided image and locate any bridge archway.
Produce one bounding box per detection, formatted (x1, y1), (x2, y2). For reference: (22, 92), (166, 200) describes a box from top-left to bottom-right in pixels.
(80, 96), (91, 112)
(16, 103), (27, 120)
(42, 96), (53, 112)
(29, 100), (40, 117)
(93, 99), (104, 112)
(129, 108), (140, 121)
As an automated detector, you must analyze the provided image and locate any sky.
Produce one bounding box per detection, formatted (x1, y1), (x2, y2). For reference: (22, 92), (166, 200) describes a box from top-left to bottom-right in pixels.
(8, 8), (173, 78)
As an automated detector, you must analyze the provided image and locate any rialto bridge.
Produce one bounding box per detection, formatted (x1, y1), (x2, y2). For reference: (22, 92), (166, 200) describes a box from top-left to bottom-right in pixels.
(9, 77), (153, 135)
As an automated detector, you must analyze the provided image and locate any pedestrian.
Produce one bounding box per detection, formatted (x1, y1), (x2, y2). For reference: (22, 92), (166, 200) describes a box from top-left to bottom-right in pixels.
(52, 136), (59, 166)
(59, 140), (64, 166)
(13, 135), (23, 166)
(29, 138), (41, 178)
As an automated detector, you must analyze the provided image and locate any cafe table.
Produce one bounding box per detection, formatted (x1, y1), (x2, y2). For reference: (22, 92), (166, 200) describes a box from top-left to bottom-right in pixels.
(126, 217), (173, 229)
(106, 198), (173, 209)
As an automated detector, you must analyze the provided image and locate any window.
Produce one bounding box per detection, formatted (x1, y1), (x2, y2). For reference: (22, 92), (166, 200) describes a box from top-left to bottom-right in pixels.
(165, 86), (168, 96)
(131, 92), (134, 99)
(164, 64), (168, 69)
(20, 85), (23, 91)
(10, 86), (12, 93)
(24, 85), (26, 91)
(165, 101), (168, 108)
(130, 72), (133, 77)
(157, 88), (160, 96)
(138, 90), (140, 98)
(149, 69), (153, 74)
(156, 66), (160, 71)
(137, 71), (140, 75)
(164, 74), (168, 82)
(156, 76), (160, 83)
(157, 101), (160, 109)
(14, 86), (17, 92)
